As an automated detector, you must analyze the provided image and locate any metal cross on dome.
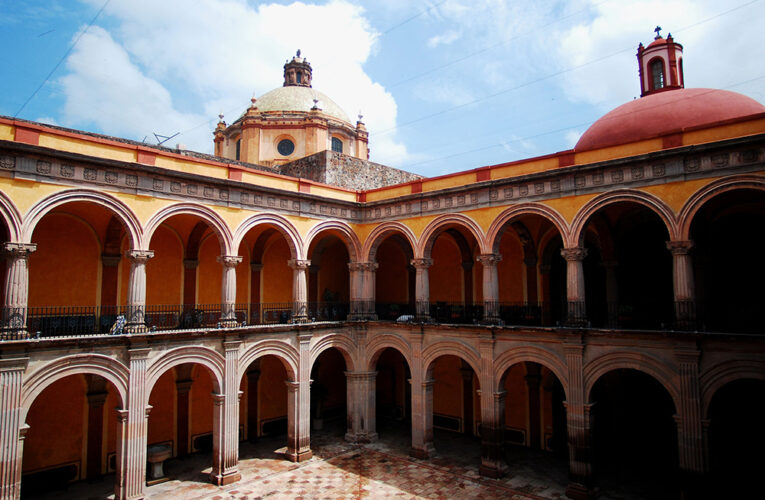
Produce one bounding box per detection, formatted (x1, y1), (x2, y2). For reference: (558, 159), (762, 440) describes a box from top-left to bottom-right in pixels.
(654, 26), (662, 38)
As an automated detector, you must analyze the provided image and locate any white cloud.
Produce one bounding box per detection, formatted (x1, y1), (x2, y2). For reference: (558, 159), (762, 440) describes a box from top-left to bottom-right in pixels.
(427, 30), (461, 48)
(61, 0), (412, 161)
(564, 129), (582, 148)
(555, 0), (765, 110)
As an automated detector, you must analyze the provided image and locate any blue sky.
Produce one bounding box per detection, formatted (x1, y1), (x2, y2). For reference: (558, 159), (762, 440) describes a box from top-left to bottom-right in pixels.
(2, 0), (764, 178)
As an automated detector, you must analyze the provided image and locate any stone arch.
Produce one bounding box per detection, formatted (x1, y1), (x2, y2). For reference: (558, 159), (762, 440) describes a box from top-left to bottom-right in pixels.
(239, 339), (299, 382)
(417, 213), (487, 259)
(0, 190), (22, 242)
(493, 346), (569, 399)
(361, 222), (418, 263)
(144, 203), (234, 255)
(146, 346), (225, 402)
(21, 189), (143, 248)
(678, 175), (765, 240)
(233, 213), (302, 261)
(583, 352), (680, 411)
(569, 189), (679, 247)
(365, 333), (414, 372)
(701, 359), (765, 418)
(21, 354), (129, 421)
(422, 340), (481, 378)
(486, 203), (570, 254)
(309, 333), (357, 371)
(304, 220), (361, 262)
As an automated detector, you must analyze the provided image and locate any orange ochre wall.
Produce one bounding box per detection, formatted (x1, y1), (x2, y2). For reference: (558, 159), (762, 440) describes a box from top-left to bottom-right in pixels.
(315, 240), (350, 302)
(146, 225), (183, 305)
(375, 239), (409, 303)
(189, 367), (214, 439)
(258, 356), (289, 423)
(28, 214), (100, 307)
(498, 233), (525, 302)
(23, 376), (85, 474)
(261, 238), (292, 303)
(148, 370), (176, 447)
(429, 237), (463, 303)
(432, 356), (463, 421)
(197, 236), (223, 304)
(504, 364), (527, 430)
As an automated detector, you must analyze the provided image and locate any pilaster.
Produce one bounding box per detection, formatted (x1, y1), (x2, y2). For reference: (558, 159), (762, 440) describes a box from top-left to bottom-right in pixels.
(0, 357), (29, 500)
(477, 337), (506, 477)
(286, 333), (312, 461)
(674, 346), (704, 496)
(344, 371), (378, 443)
(210, 341), (241, 485)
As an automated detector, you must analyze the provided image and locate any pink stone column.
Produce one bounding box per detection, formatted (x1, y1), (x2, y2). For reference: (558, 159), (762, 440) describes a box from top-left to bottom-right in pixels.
(560, 248), (588, 327)
(564, 341), (597, 500)
(2, 244), (36, 339)
(286, 333), (312, 461)
(410, 258), (432, 321)
(666, 240), (696, 329)
(124, 250), (154, 333)
(288, 260), (310, 323)
(217, 256), (243, 326)
(115, 347), (151, 500)
(477, 338), (507, 477)
(674, 347), (704, 497)
(344, 371), (378, 443)
(476, 254), (502, 323)
(0, 357), (29, 500)
(210, 341), (242, 485)
(409, 377), (435, 459)
(348, 262), (378, 320)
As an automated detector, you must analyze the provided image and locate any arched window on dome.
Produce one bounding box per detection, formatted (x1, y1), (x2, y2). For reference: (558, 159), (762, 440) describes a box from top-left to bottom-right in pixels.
(650, 58), (665, 91)
(235, 138), (241, 161)
(678, 58), (684, 87)
(331, 137), (343, 153)
(297, 71), (302, 84)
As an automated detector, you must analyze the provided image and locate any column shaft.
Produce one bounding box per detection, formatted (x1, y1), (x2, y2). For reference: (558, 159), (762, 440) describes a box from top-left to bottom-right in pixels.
(286, 334), (312, 461)
(477, 254), (501, 323)
(564, 342), (597, 499)
(345, 371), (378, 443)
(561, 248), (588, 327)
(2, 244), (36, 339)
(411, 258), (432, 320)
(0, 357), (29, 500)
(289, 260), (310, 323)
(667, 241), (696, 329)
(124, 250), (154, 333)
(211, 341), (241, 485)
(217, 256), (242, 325)
(115, 348), (150, 500)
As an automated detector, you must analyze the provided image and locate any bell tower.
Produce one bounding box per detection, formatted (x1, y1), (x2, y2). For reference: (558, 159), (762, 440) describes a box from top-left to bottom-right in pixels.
(637, 27), (684, 97)
(283, 50), (312, 88)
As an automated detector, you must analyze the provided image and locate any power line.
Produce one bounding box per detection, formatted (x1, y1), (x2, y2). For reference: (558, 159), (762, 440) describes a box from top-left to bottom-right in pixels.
(13, 0), (112, 118)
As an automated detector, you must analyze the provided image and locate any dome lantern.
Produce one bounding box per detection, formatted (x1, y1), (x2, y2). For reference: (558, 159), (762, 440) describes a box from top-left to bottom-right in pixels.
(637, 27), (684, 97)
(283, 49), (312, 88)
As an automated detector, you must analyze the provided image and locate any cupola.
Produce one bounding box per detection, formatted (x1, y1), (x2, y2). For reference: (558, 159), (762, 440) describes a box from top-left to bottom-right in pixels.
(636, 27), (684, 97)
(283, 50), (312, 87)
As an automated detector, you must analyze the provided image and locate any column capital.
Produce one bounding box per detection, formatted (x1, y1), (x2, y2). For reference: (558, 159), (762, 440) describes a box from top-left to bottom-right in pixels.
(560, 247), (588, 261)
(348, 261), (378, 272)
(0, 357), (29, 372)
(183, 258), (199, 269)
(101, 253), (122, 267)
(3, 242), (36, 258)
(128, 347), (152, 361)
(410, 258), (433, 269)
(175, 380), (193, 393)
(285, 380), (300, 392)
(476, 253), (502, 266)
(666, 240), (694, 255)
(344, 370), (378, 381)
(288, 259), (311, 270)
(125, 249), (154, 263)
(217, 255), (243, 267)
(212, 393), (225, 406)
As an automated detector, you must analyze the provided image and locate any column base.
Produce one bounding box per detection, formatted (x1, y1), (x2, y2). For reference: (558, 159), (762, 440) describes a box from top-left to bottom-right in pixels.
(479, 461), (508, 479)
(345, 431), (378, 443)
(285, 448), (313, 462)
(409, 443), (435, 459)
(218, 319), (239, 328)
(209, 470), (241, 486)
(291, 315), (310, 324)
(566, 482), (598, 500)
(124, 323), (146, 334)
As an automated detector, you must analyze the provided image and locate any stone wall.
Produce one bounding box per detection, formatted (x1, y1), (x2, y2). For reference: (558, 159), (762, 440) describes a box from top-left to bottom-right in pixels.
(279, 150), (422, 190)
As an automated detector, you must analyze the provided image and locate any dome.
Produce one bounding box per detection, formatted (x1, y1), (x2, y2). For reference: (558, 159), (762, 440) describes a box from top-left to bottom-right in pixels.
(576, 88), (765, 151)
(255, 86), (351, 124)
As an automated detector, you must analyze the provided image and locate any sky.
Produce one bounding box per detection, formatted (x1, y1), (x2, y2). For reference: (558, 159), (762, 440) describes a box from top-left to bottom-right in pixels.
(1, 0), (764, 178)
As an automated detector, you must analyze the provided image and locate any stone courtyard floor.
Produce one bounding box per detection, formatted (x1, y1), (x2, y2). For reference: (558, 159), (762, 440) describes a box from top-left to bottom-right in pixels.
(26, 422), (666, 499)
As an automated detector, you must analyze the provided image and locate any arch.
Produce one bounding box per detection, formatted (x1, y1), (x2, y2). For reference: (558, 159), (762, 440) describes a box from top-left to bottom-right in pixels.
(678, 175), (765, 240)
(361, 221), (418, 263)
(146, 346), (225, 402)
(305, 220), (361, 262)
(365, 333), (413, 372)
(21, 189), (143, 248)
(649, 56), (666, 90)
(417, 213), (487, 258)
(233, 213), (303, 260)
(21, 354), (129, 420)
(309, 333), (357, 371)
(569, 189), (678, 247)
(0, 190), (22, 242)
(144, 203), (234, 255)
(701, 359), (765, 417)
(583, 352), (679, 411)
(493, 346), (569, 399)
(422, 340), (481, 378)
(486, 203), (570, 254)
(239, 339), (299, 382)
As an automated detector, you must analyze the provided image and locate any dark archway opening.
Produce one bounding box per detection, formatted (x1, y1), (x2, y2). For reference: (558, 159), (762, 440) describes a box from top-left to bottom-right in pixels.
(708, 378), (765, 497)
(310, 348), (348, 439)
(591, 369), (678, 498)
(374, 348), (411, 441)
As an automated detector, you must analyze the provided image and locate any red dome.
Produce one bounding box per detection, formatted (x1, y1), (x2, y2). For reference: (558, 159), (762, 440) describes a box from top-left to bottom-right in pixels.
(576, 88), (765, 151)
